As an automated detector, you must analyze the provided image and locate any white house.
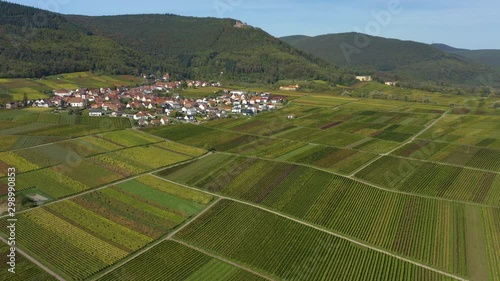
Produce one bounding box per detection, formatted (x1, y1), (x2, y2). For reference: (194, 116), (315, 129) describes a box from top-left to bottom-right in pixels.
(89, 109), (104, 117)
(247, 106), (257, 113)
(232, 106), (242, 114)
(133, 111), (147, 120)
(33, 100), (49, 108)
(54, 90), (74, 97)
(230, 90), (246, 96)
(186, 108), (197, 116)
(356, 76), (373, 82)
(68, 97), (84, 108)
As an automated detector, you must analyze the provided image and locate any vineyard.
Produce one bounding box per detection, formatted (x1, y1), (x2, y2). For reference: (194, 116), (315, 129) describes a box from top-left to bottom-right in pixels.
(144, 101), (442, 158)
(0, 121), (206, 211)
(0, 111), (132, 152)
(0, 143), (196, 201)
(96, 130), (163, 147)
(157, 153), (499, 278)
(355, 156), (500, 205)
(281, 145), (378, 174)
(0, 135), (69, 152)
(98, 240), (266, 281)
(420, 115), (500, 150)
(0, 176), (214, 280)
(1, 94), (500, 280)
(292, 95), (354, 107)
(393, 139), (500, 172)
(174, 200), (457, 281)
(0, 243), (57, 281)
(10, 113), (131, 129)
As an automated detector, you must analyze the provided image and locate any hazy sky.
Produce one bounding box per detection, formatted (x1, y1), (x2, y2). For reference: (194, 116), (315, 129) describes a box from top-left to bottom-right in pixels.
(9, 0), (500, 49)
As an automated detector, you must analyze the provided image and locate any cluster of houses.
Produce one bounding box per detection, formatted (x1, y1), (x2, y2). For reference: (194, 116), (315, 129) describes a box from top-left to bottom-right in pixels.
(26, 83), (286, 126)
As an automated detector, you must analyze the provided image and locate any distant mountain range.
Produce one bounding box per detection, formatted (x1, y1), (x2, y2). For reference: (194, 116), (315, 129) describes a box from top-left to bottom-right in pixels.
(432, 44), (500, 68)
(0, 1), (349, 84)
(281, 33), (500, 88)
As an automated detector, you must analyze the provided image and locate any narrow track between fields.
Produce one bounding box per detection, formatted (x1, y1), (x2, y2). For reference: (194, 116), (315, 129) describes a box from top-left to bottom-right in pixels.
(88, 197), (272, 281)
(216, 151), (500, 209)
(171, 239), (275, 281)
(349, 110), (450, 177)
(0, 236), (66, 281)
(150, 174), (469, 281)
(0, 153), (212, 220)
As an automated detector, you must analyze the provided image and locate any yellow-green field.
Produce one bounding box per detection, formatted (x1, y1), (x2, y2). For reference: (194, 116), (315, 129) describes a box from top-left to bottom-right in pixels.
(180, 86), (225, 97)
(351, 82), (484, 105)
(0, 72), (144, 102)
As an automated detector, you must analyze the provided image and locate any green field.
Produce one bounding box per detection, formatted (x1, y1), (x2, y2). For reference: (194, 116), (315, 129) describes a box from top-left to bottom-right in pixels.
(1, 88), (499, 280)
(156, 153), (500, 278)
(0, 117), (206, 210)
(0, 72), (144, 102)
(175, 200), (458, 280)
(144, 99), (444, 157)
(355, 156), (500, 205)
(393, 139), (500, 172)
(0, 243), (57, 281)
(420, 115), (500, 149)
(0, 176), (214, 280)
(98, 240), (266, 281)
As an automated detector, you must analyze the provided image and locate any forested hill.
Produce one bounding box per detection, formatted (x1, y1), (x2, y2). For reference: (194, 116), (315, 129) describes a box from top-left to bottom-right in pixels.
(432, 44), (500, 68)
(65, 14), (351, 83)
(0, 1), (152, 77)
(282, 33), (500, 87)
(0, 1), (352, 84)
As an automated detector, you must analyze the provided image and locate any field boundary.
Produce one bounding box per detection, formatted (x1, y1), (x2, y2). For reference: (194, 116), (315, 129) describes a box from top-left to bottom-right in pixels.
(349, 110), (450, 177)
(150, 174), (468, 281)
(0, 153), (212, 220)
(88, 198), (224, 281)
(216, 151), (500, 208)
(391, 154), (500, 175)
(171, 238), (275, 281)
(0, 236), (66, 281)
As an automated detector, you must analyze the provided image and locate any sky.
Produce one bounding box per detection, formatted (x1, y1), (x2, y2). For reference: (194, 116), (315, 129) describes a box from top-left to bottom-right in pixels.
(8, 0), (500, 49)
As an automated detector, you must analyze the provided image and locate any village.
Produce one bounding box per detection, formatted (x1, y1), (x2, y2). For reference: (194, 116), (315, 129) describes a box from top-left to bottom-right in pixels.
(20, 78), (287, 126)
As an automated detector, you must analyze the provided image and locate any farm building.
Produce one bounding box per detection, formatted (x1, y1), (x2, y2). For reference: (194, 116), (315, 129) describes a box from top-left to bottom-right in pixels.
(356, 76), (372, 82)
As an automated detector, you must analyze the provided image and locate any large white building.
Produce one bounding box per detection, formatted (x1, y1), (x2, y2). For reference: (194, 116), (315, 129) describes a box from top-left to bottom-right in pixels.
(356, 76), (373, 82)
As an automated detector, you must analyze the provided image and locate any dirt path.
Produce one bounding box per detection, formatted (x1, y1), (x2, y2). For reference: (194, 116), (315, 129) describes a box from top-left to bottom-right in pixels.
(89, 198), (225, 281)
(0, 153), (211, 220)
(0, 236), (65, 281)
(172, 239), (274, 281)
(217, 151), (500, 209)
(349, 110), (450, 177)
(150, 174), (468, 281)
